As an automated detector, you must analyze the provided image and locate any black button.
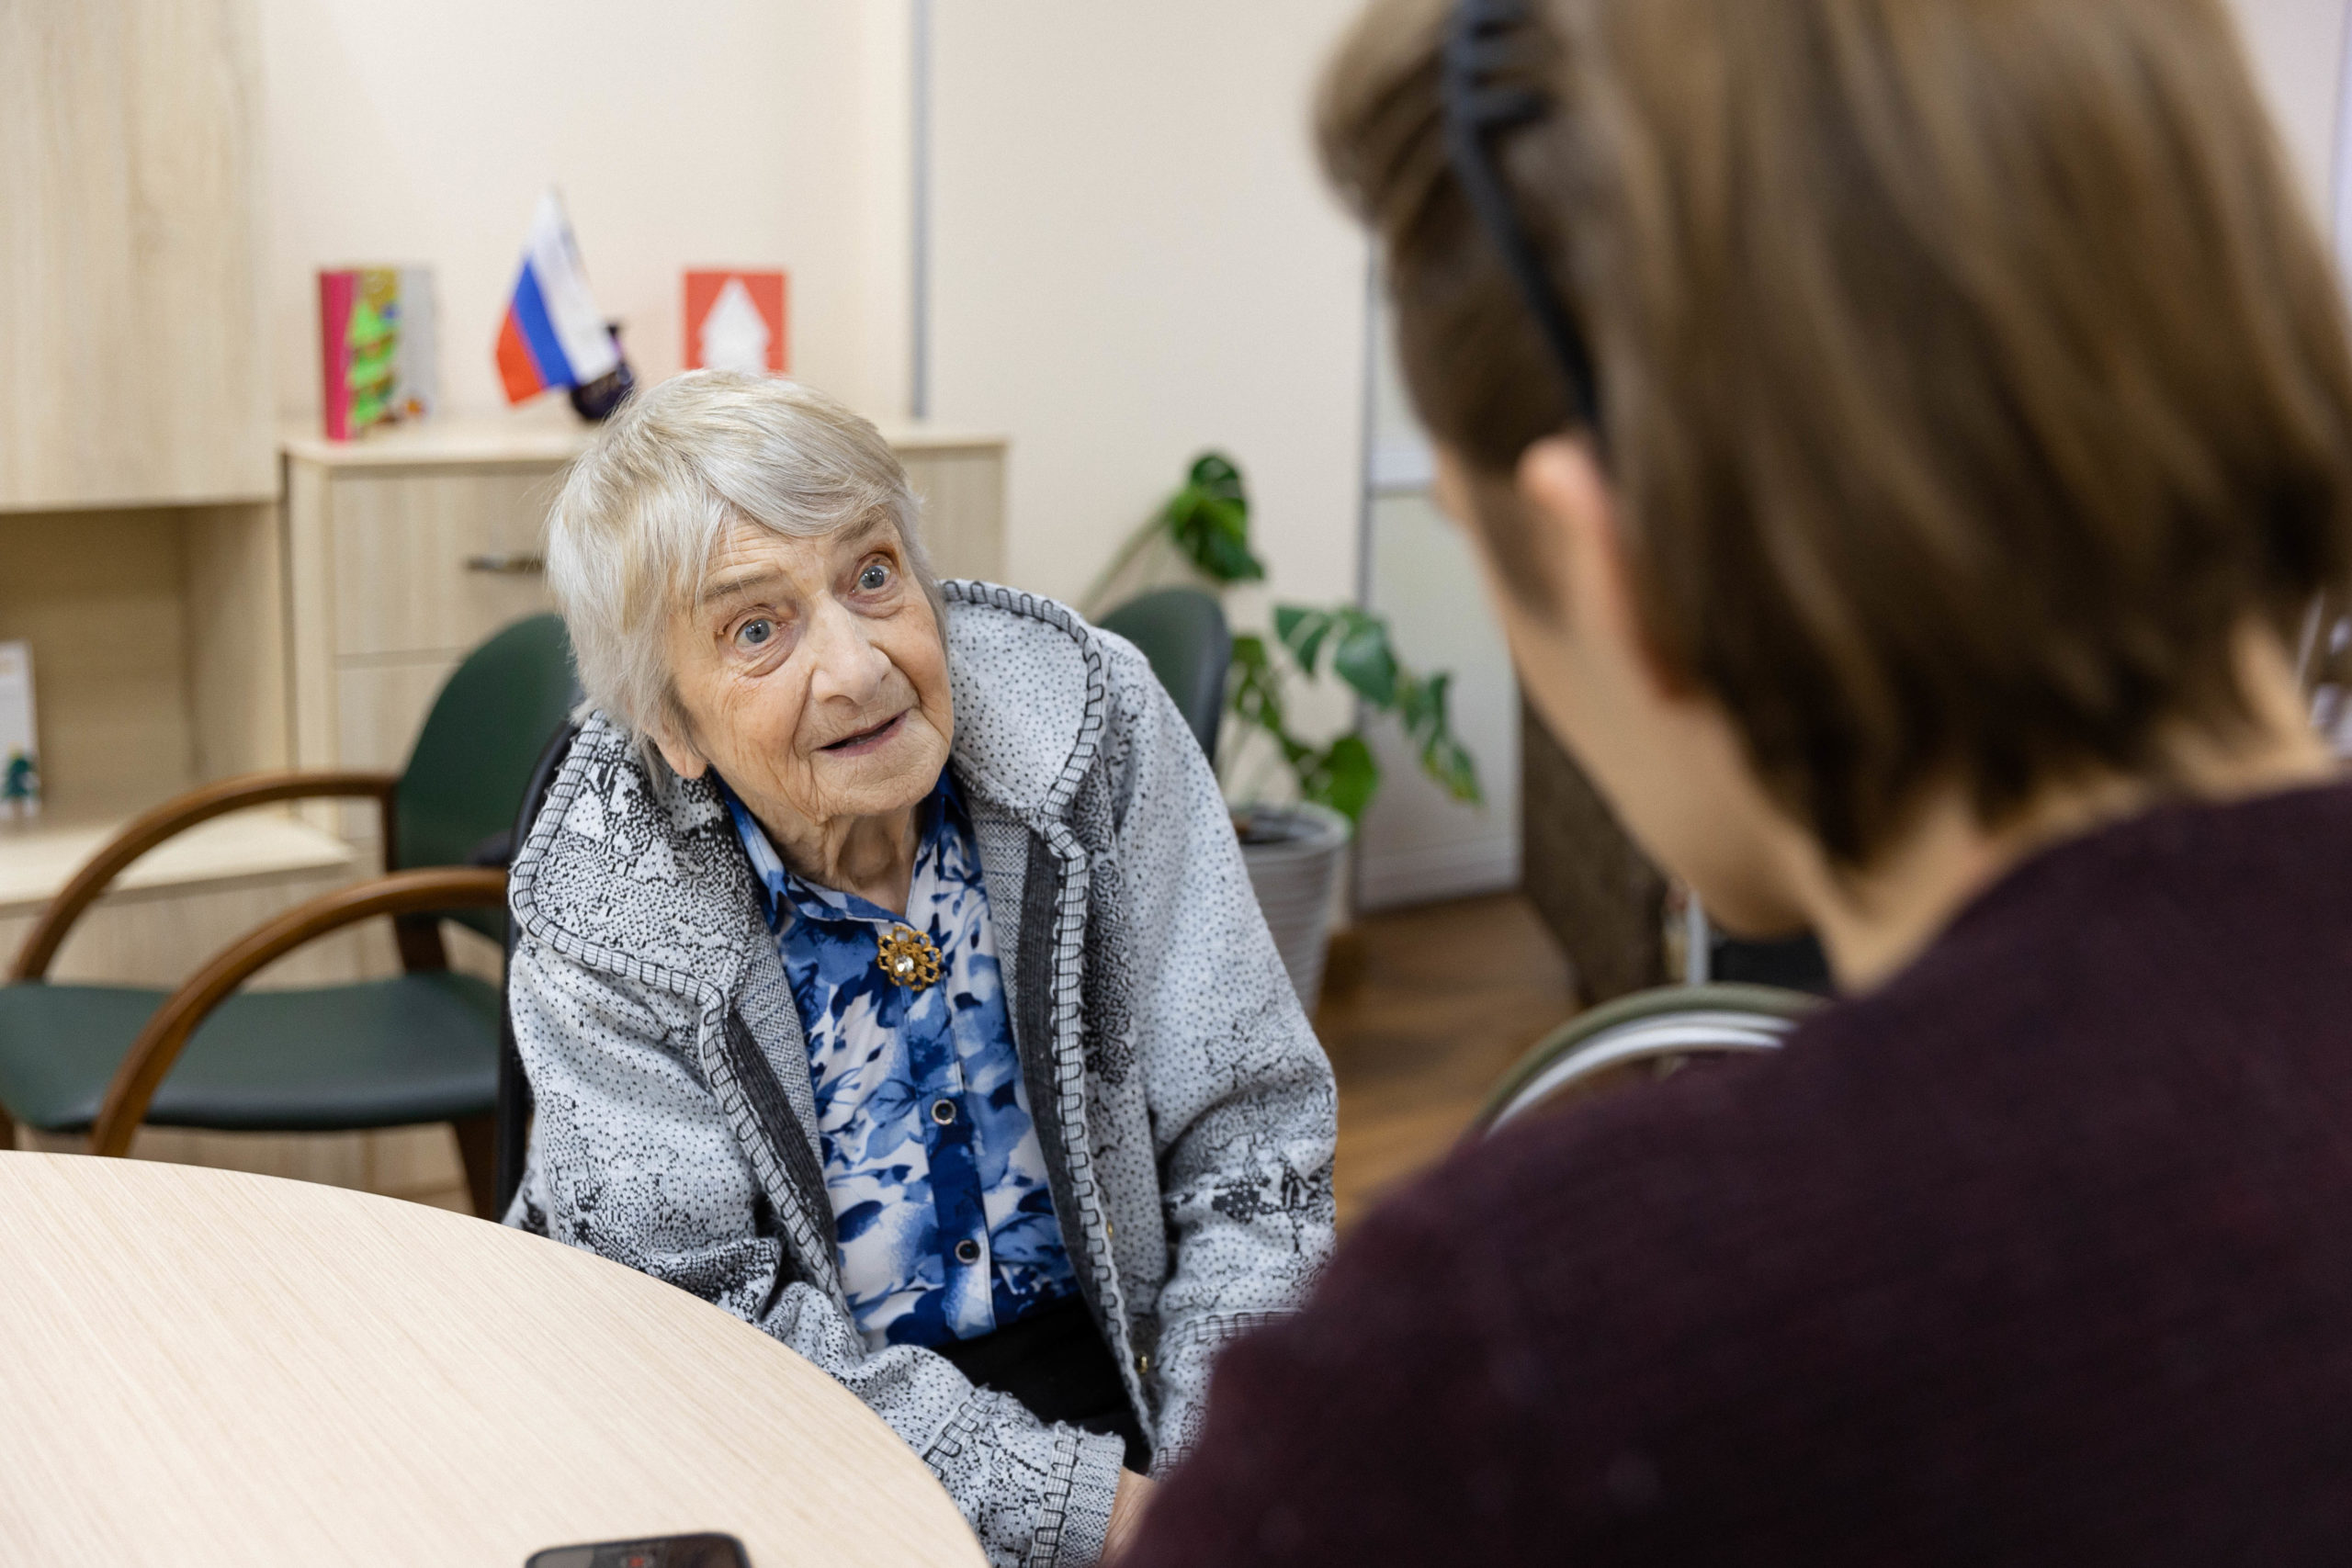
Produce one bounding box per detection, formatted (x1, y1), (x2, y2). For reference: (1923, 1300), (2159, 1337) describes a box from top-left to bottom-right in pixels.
(931, 1098), (957, 1125)
(954, 1238), (982, 1265)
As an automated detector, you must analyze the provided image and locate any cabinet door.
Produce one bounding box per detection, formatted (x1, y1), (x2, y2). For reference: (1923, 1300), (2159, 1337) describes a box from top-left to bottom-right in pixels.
(0, 0), (272, 509)
(326, 466), (560, 659)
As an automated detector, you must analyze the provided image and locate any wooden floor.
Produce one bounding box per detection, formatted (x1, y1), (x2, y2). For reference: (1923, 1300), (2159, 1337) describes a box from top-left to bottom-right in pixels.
(1317, 891), (1577, 1230)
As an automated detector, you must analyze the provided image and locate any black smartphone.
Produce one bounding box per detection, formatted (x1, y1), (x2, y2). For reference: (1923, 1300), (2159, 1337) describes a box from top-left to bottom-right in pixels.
(526, 1533), (749, 1568)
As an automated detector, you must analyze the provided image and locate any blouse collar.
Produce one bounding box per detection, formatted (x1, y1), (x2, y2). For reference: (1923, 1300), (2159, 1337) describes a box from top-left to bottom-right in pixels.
(717, 768), (962, 933)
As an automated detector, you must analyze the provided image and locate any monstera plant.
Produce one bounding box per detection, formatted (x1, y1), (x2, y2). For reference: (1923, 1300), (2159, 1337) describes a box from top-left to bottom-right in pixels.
(1151, 452), (1483, 824)
(1088, 453), (1485, 1010)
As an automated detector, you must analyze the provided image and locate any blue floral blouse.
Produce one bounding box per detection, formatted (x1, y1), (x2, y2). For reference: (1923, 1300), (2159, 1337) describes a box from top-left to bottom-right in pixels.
(721, 770), (1077, 1349)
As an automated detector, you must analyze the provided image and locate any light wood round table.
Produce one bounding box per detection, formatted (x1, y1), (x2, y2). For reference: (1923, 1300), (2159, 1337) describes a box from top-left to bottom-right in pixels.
(0, 1151), (986, 1567)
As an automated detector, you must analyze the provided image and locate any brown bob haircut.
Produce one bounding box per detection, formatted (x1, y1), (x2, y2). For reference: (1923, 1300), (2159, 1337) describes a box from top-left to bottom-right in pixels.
(1319, 0), (2352, 864)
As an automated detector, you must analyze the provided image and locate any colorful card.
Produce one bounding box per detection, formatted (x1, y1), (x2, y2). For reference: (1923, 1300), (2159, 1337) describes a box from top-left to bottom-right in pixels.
(0, 640), (39, 820)
(319, 266), (436, 441)
(684, 270), (788, 376)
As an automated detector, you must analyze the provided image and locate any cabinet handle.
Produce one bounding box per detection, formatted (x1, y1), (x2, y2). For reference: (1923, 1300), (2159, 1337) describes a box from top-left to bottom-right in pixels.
(465, 552), (546, 574)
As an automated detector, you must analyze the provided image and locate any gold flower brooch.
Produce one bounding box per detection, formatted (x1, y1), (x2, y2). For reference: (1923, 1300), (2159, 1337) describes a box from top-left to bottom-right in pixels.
(876, 924), (943, 990)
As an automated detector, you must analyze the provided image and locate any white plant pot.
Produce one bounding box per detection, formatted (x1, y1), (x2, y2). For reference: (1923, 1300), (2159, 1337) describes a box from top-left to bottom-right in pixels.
(1237, 801), (1353, 1014)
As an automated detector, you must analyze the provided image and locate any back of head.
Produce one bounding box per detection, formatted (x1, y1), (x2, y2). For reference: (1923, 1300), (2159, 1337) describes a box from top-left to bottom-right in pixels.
(1320, 0), (2352, 863)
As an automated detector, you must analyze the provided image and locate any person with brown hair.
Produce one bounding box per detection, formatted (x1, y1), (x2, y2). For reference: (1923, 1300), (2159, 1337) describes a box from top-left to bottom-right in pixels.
(1118, 0), (2352, 1562)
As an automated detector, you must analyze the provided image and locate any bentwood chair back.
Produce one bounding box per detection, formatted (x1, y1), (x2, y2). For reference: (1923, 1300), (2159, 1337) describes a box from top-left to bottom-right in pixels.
(1100, 588), (1232, 761)
(0, 615), (577, 1216)
(1476, 982), (1824, 1136)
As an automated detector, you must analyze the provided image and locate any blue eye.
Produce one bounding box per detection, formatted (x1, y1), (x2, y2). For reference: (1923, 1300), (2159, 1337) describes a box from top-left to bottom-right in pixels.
(736, 618), (774, 650)
(859, 560), (890, 592)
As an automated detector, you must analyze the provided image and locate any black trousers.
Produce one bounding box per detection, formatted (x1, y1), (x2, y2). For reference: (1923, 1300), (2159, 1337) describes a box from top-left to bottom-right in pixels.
(933, 1296), (1151, 1472)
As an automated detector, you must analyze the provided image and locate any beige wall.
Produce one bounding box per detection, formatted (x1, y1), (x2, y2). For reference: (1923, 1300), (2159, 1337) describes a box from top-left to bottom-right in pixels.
(2226, 0), (2347, 220)
(258, 1), (1368, 611)
(258, 0), (909, 422)
(253, 2), (2338, 609)
(927, 3), (1371, 609)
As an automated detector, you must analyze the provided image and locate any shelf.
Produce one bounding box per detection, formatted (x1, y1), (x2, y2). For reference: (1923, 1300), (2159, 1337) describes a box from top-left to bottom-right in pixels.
(0, 813), (357, 919)
(280, 412), (1008, 470)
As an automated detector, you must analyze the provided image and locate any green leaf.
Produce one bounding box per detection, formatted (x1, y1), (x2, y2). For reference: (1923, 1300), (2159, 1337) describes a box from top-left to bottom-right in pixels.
(1273, 604), (1337, 673)
(1167, 493), (1263, 584)
(1394, 671), (1433, 736)
(1188, 452), (1245, 505)
(1226, 581), (1486, 819)
(1331, 615), (1399, 707)
(1423, 733), (1484, 805)
(1303, 733), (1381, 823)
(1163, 451), (1263, 585)
(1227, 633), (1286, 737)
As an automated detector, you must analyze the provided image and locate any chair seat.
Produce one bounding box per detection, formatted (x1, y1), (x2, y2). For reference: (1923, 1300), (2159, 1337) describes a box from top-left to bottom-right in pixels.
(0, 973), (501, 1134)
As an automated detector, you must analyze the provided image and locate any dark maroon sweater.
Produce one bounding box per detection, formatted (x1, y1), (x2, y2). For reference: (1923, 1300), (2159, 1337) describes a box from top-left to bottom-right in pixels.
(1128, 784), (2352, 1566)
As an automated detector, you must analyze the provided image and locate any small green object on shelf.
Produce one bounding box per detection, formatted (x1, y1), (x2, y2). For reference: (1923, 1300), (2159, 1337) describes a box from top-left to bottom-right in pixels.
(0, 639), (39, 820)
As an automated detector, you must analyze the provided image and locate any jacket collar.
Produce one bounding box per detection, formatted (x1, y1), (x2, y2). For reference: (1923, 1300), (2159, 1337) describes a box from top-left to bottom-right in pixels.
(939, 581), (1108, 820)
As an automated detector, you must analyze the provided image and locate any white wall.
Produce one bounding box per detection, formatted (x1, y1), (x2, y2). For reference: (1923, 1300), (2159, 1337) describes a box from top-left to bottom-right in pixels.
(1356, 298), (1521, 910)
(926, 2), (1371, 610)
(260, 0), (1373, 619)
(247, 0), (2352, 863)
(2226, 0), (2347, 220)
(258, 0), (907, 422)
(1360, 488), (1522, 908)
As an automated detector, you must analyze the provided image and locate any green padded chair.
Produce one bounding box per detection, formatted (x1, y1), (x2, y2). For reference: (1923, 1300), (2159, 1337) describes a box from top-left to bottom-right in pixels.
(1100, 587), (1232, 760)
(0, 614), (577, 1215)
(1476, 982), (1824, 1136)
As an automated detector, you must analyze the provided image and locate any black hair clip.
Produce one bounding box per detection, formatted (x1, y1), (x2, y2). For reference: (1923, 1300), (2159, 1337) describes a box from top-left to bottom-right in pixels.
(1441, 0), (1603, 435)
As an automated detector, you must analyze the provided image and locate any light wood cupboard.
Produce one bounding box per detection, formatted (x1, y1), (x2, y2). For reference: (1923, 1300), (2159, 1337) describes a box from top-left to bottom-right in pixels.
(0, 0), (274, 511)
(0, 0), (291, 955)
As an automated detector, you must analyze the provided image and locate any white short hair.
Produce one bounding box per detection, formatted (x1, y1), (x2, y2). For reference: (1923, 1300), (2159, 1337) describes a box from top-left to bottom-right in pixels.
(547, 370), (941, 749)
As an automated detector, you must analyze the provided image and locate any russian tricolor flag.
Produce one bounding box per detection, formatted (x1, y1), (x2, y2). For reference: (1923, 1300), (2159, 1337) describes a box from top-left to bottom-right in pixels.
(495, 190), (620, 403)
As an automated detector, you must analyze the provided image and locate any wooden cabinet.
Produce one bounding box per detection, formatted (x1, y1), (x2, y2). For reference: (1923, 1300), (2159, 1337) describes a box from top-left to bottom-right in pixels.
(0, 0), (286, 905)
(0, 0), (284, 897)
(0, 0), (273, 511)
(0, 816), (357, 989)
(282, 431), (571, 804)
(282, 416), (1009, 840)
(322, 468), (560, 660)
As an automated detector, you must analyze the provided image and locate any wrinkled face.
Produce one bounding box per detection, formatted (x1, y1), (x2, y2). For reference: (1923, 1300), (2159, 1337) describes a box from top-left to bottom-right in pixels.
(655, 515), (954, 836)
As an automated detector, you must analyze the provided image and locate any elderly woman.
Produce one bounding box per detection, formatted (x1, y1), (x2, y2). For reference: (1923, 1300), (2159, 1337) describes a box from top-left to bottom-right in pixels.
(503, 370), (1334, 1566)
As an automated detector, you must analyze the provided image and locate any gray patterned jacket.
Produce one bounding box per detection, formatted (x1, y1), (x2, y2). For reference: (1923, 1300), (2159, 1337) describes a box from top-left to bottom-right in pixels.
(503, 581), (1338, 1567)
